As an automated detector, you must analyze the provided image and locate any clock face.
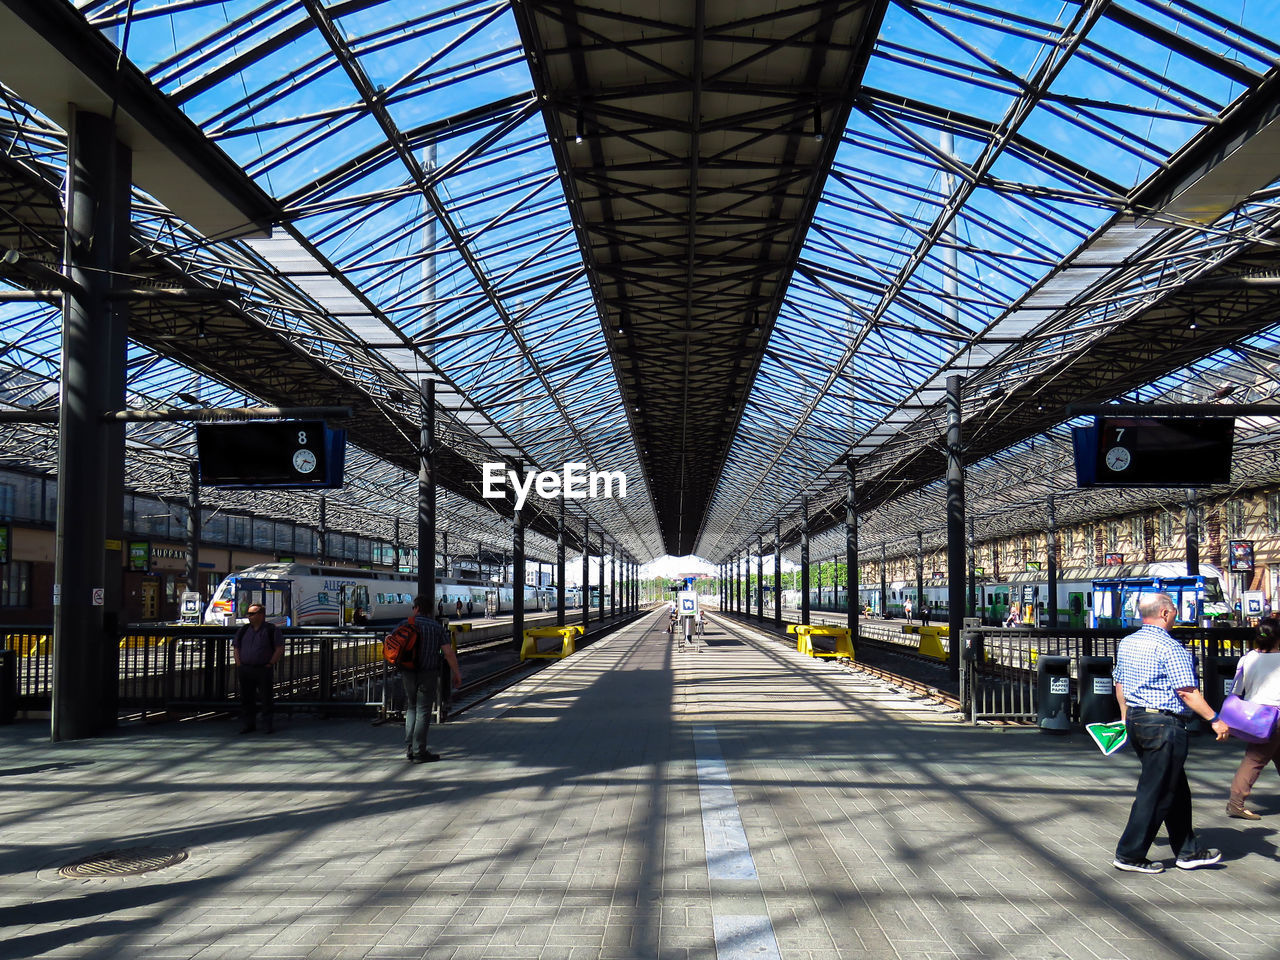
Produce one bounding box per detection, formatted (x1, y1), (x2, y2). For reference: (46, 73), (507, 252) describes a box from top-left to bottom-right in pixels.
(1105, 446), (1131, 472)
(292, 449), (318, 474)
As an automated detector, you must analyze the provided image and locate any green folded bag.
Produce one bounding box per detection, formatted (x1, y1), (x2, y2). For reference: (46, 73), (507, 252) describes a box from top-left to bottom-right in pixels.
(1086, 720), (1128, 756)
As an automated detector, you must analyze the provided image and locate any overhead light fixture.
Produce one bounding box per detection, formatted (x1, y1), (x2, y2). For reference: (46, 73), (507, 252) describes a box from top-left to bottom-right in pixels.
(813, 104), (823, 142)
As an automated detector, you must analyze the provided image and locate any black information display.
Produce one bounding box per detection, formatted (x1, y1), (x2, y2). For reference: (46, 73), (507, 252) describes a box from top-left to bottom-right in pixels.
(1077, 417), (1234, 487)
(197, 420), (344, 488)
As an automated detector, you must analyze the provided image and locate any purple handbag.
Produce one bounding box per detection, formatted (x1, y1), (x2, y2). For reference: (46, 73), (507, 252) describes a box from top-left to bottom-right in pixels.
(1220, 694), (1279, 744)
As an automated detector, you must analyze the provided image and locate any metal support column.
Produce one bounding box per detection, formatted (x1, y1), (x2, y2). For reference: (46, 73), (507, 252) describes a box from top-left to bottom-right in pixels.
(800, 498), (811, 625)
(916, 531), (924, 623)
(512, 464), (525, 650)
(847, 459), (858, 654)
(598, 532), (606, 621)
(880, 543), (887, 618)
(757, 540), (764, 619)
(945, 374), (965, 681)
(417, 379), (436, 605)
(582, 522), (590, 631)
(1046, 497), (1058, 630)
(52, 110), (131, 740)
(556, 500), (565, 626)
(318, 496), (328, 566)
(185, 462), (201, 599)
(967, 516), (977, 618)
(774, 521), (782, 628)
(1186, 489), (1202, 621)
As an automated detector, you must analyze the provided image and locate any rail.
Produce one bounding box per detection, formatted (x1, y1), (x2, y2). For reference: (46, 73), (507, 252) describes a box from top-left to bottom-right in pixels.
(709, 609), (1255, 726)
(2, 612), (645, 721)
(960, 625), (1255, 724)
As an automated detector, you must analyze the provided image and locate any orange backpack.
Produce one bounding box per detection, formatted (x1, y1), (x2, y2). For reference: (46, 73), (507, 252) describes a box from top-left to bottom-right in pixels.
(383, 620), (420, 669)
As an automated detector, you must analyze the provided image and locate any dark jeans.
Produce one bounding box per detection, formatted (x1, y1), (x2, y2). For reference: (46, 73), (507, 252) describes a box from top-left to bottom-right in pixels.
(402, 667), (440, 756)
(1116, 709), (1199, 862)
(238, 664), (274, 728)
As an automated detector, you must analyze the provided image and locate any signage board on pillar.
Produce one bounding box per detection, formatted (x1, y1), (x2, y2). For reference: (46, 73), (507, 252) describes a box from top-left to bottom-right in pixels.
(196, 420), (346, 488)
(1073, 417), (1234, 487)
(1229, 540), (1254, 572)
(128, 540), (150, 571)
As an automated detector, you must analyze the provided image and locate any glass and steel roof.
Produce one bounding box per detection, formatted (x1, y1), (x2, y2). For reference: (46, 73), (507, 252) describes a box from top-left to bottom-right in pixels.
(1, 0), (1278, 569)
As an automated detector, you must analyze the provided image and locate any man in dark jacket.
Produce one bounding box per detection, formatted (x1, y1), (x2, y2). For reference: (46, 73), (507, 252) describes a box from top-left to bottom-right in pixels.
(232, 603), (285, 734)
(401, 596), (463, 763)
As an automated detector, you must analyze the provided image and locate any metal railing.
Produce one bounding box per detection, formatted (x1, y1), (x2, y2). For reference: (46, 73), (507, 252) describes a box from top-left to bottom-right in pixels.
(959, 626), (1256, 724)
(4, 624), (396, 718)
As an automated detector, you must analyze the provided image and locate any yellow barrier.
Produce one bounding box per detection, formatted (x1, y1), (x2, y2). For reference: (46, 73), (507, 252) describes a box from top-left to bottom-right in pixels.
(6, 633), (51, 657)
(520, 625), (583, 661)
(447, 622), (472, 644)
(916, 626), (948, 661)
(119, 634), (170, 650)
(792, 624), (854, 659)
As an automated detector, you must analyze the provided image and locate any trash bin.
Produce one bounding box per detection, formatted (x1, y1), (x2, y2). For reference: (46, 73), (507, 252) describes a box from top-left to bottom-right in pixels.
(1036, 655), (1071, 732)
(0, 649), (16, 724)
(1078, 656), (1119, 726)
(1204, 655), (1239, 715)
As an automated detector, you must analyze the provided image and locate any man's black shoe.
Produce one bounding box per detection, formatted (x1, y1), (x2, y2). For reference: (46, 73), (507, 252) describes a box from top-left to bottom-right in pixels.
(412, 751), (441, 763)
(1175, 848), (1222, 870)
(1112, 856), (1164, 874)
(238, 725), (256, 735)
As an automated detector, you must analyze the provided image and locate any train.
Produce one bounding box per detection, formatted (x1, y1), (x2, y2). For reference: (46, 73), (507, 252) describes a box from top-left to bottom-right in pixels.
(781, 561), (1232, 628)
(202, 562), (557, 626)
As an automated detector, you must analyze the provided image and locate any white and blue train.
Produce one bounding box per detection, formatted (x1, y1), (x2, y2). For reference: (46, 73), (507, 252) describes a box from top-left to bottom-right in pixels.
(203, 562), (551, 626)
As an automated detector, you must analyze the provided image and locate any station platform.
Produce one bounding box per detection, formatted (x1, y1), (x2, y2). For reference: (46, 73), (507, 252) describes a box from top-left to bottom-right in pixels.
(2, 611), (1278, 960)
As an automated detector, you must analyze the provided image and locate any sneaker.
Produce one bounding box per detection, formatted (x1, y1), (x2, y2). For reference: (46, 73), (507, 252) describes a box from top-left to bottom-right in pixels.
(1226, 803), (1261, 820)
(412, 751), (441, 763)
(1175, 848), (1222, 870)
(1112, 856), (1164, 874)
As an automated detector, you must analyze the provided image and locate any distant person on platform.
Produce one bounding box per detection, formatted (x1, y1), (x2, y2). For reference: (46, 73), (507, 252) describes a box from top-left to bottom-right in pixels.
(920, 602), (931, 627)
(467, 598), (474, 616)
(400, 596), (462, 763)
(1112, 592), (1227, 874)
(1003, 604), (1021, 628)
(903, 598), (913, 624)
(455, 597), (463, 619)
(233, 603), (284, 734)
(437, 597), (444, 618)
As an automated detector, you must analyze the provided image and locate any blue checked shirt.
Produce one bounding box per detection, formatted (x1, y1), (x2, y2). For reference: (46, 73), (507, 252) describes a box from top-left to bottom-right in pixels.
(1113, 624), (1198, 715)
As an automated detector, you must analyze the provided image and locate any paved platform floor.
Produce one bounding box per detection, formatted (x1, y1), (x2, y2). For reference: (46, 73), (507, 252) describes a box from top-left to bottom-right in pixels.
(2, 610), (1280, 960)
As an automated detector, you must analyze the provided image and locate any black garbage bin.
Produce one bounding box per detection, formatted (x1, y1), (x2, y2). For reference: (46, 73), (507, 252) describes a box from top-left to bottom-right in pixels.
(1078, 656), (1119, 725)
(1204, 655), (1239, 715)
(0, 649), (16, 724)
(1036, 654), (1071, 732)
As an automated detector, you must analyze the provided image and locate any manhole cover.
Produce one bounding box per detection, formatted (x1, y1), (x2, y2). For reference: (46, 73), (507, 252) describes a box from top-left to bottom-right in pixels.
(58, 846), (188, 879)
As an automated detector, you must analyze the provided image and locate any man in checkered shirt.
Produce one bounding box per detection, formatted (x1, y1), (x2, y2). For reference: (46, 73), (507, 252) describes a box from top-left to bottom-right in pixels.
(1111, 592), (1229, 874)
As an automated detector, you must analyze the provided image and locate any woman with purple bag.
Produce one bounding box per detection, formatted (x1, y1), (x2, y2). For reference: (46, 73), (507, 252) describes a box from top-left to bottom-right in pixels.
(1226, 618), (1280, 820)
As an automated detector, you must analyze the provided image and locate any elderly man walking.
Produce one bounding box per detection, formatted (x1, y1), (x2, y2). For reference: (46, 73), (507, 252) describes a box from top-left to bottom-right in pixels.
(1112, 592), (1229, 873)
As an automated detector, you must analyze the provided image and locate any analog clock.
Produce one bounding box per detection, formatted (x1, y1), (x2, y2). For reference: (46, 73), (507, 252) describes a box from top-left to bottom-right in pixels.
(292, 448), (318, 474)
(1104, 446), (1131, 472)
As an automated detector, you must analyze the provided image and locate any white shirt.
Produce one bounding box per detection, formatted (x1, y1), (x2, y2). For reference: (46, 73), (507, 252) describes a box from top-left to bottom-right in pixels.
(1233, 650), (1280, 707)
